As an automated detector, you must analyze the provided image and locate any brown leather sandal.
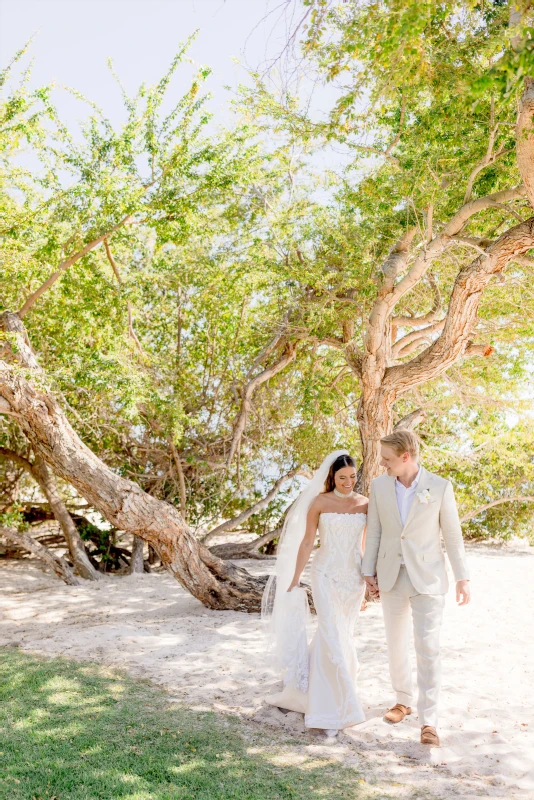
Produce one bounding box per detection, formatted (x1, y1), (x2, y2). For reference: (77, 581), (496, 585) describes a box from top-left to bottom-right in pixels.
(421, 725), (440, 746)
(384, 703), (412, 723)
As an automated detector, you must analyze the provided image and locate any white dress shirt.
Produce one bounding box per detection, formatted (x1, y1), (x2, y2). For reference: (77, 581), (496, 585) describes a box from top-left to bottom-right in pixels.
(395, 466), (422, 563)
(395, 465), (422, 525)
(364, 465), (422, 575)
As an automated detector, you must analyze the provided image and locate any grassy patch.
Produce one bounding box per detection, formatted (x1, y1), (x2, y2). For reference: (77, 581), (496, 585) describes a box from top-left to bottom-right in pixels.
(0, 647), (392, 800)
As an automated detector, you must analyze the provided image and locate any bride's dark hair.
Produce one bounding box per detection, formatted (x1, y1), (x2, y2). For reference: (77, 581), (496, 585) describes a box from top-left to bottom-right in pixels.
(323, 454), (356, 493)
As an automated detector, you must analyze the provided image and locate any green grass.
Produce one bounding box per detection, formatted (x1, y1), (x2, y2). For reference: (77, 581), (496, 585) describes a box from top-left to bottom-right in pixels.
(0, 647), (393, 800)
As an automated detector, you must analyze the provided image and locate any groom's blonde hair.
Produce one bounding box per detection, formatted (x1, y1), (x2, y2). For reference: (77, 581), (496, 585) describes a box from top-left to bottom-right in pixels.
(380, 430), (420, 460)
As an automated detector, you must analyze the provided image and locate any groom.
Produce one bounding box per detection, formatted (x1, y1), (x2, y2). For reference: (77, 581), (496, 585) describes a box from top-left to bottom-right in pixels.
(362, 430), (470, 747)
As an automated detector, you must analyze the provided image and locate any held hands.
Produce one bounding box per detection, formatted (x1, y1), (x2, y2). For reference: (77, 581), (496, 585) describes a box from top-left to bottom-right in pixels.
(364, 575), (380, 599)
(456, 579), (471, 606)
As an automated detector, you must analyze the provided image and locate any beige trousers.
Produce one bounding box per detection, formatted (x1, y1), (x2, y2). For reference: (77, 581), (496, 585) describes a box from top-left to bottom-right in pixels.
(380, 565), (446, 728)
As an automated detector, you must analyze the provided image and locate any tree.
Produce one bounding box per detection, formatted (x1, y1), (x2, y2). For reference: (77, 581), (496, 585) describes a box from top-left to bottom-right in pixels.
(0, 44), (281, 608)
(235, 0), (534, 492)
(2, 7), (534, 611)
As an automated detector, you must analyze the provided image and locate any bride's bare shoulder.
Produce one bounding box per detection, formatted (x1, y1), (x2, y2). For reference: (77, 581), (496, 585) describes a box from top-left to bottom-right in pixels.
(310, 493), (330, 510)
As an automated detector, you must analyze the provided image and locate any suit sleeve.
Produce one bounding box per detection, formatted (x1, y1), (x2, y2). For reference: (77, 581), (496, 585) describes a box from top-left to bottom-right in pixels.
(439, 481), (470, 581)
(361, 480), (382, 576)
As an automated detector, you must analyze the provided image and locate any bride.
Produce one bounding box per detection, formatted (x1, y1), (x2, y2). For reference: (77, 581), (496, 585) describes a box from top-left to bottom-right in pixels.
(262, 450), (368, 738)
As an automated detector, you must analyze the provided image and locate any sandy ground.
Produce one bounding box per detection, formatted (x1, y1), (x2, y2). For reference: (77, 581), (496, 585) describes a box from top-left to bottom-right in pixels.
(1, 541), (533, 800)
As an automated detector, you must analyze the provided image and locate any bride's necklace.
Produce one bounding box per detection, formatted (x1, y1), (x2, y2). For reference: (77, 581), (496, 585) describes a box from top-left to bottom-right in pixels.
(334, 488), (353, 498)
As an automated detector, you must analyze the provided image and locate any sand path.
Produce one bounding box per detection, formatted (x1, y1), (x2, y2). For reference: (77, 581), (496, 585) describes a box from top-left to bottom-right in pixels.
(1, 541), (533, 799)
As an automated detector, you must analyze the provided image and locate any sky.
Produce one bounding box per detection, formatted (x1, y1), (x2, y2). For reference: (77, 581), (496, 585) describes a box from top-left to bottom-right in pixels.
(0, 0), (329, 133)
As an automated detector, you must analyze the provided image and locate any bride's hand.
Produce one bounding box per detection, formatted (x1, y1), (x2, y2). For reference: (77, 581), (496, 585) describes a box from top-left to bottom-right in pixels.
(287, 579), (300, 592)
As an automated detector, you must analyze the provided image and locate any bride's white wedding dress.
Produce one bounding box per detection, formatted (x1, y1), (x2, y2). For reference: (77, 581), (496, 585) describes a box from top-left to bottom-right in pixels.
(266, 511), (367, 730)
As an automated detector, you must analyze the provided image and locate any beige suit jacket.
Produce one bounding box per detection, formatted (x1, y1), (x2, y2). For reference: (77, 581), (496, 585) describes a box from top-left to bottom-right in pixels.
(361, 467), (469, 594)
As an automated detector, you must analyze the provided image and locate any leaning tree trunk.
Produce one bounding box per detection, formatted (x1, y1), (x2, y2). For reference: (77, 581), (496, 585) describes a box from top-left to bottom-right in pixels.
(0, 443), (100, 580)
(0, 525), (80, 585)
(31, 455), (100, 581)
(0, 311), (267, 611)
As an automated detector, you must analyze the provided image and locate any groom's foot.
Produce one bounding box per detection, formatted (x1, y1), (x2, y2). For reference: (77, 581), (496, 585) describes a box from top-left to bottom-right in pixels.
(421, 726), (440, 746)
(384, 704), (411, 724)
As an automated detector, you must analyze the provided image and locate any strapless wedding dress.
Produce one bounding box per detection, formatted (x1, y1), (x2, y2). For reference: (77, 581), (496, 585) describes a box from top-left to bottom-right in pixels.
(265, 511), (367, 730)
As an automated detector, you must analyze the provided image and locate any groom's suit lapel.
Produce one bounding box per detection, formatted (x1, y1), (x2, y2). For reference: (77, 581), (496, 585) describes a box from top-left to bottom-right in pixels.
(401, 467), (433, 532)
(386, 476), (403, 529)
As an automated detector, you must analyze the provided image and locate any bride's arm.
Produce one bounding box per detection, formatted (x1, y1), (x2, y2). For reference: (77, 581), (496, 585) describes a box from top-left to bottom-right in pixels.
(286, 500), (321, 592)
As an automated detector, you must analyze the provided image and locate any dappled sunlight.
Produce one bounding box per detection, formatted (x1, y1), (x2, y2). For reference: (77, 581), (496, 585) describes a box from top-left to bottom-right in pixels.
(0, 649), (372, 798)
(1, 544), (533, 797)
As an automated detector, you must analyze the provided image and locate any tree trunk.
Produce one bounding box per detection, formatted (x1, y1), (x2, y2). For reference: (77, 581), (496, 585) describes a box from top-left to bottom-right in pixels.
(0, 525), (80, 585)
(357, 387), (395, 495)
(0, 311), (267, 611)
(355, 406), (425, 494)
(517, 78), (534, 207)
(130, 535), (145, 573)
(31, 455), (100, 581)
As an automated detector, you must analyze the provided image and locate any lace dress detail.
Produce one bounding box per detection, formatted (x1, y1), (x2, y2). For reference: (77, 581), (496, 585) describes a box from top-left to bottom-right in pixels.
(278, 586), (310, 692)
(265, 512), (366, 729)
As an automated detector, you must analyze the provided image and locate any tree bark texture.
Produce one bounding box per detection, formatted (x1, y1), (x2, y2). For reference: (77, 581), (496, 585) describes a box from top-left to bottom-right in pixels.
(0, 312), (267, 611)
(130, 535), (145, 574)
(0, 446), (100, 580)
(0, 525), (80, 585)
(31, 455), (100, 581)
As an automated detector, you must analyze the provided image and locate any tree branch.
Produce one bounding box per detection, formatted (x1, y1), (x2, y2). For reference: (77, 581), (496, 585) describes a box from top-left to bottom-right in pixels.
(0, 446), (100, 580)
(389, 186), (527, 307)
(464, 99), (512, 203)
(0, 525), (80, 585)
(393, 272), (442, 327)
(516, 77), (534, 208)
(394, 407), (425, 431)
(364, 226), (418, 359)
(103, 238), (145, 355)
(463, 342), (495, 359)
(451, 236), (494, 255)
(226, 344), (298, 467)
(0, 446), (33, 473)
(384, 215), (534, 394)
(512, 253), (534, 268)
(460, 495), (534, 524)
(392, 318), (445, 358)
(380, 227), (418, 290)
(18, 214), (132, 318)
(202, 468), (299, 544)
(365, 186), (524, 364)
(169, 438), (187, 521)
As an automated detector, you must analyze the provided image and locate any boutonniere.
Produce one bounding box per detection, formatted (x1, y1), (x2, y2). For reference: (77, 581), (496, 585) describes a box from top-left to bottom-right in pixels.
(417, 488), (433, 505)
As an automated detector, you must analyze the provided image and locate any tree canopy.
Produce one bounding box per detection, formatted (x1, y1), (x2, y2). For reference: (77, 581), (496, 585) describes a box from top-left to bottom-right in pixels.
(2, 1), (534, 592)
